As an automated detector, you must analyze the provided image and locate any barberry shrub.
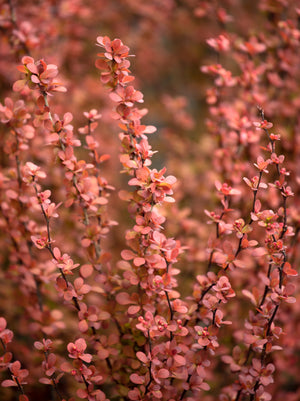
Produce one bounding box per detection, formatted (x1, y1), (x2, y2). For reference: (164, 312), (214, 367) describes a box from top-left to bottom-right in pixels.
(0, 1), (299, 401)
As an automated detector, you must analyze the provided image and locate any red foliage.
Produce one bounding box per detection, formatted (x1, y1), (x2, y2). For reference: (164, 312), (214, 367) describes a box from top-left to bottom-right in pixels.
(0, 1), (299, 401)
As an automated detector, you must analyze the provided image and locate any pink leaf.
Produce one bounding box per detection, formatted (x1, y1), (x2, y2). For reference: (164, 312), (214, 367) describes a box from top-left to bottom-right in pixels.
(31, 75), (40, 83)
(80, 264), (93, 278)
(283, 262), (298, 276)
(127, 305), (141, 315)
(81, 238), (91, 247)
(116, 292), (134, 305)
(130, 373), (145, 384)
(133, 257), (145, 266)
(77, 388), (88, 398)
(144, 125), (157, 133)
(136, 351), (148, 363)
(157, 368), (169, 378)
(97, 348), (109, 360)
(109, 92), (122, 102)
(121, 250), (135, 260)
(39, 378), (52, 385)
(64, 112), (73, 125)
(53, 247), (61, 259)
(98, 311), (111, 320)
(173, 354), (186, 366)
(200, 382), (210, 391)
(2, 380), (17, 387)
(173, 299), (188, 313)
(233, 259), (245, 268)
(80, 353), (92, 363)
(0, 317), (7, 330)
(78, 320), (89, 333)
(13, 80), (25, 92)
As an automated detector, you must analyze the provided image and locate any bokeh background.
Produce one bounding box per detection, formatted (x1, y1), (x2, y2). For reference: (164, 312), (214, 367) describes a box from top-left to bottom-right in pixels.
(0, 0), (300, 400)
